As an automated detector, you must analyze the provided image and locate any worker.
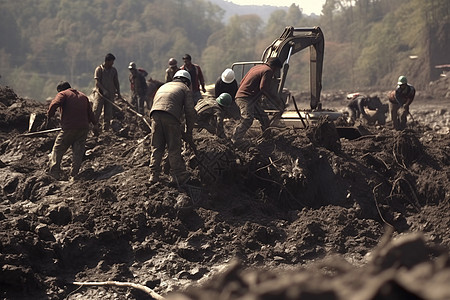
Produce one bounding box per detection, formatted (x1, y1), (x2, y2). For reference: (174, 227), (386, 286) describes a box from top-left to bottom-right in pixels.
(92, 53), (121, 134)
(388, 75), (415, 130)
(194, 93), (232, 139)
(231, 57), (283, 144)
(128, 62), (148, 114)
(47, 81), (96, 181)
(346, 94), (384, 125)
(180, 54), (206, 104)
(165, 58), (180, 83)
(215, 68), (238, 100)
(149, 70), (197, 185)
(214, 68), (240, 120)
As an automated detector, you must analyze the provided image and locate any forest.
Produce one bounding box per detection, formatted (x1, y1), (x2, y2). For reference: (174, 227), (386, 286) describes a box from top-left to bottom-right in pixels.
(0, 0), (448, 101)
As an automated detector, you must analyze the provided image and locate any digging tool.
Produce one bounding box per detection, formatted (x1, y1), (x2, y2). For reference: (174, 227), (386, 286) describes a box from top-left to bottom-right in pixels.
(28, 112), (37, 131)
(115, 95), (152, 128)
(20, 127), (62, 137)
(94, 92), (151, 130)
(407, 111), (416, 123)
(291, 96), (308, 128)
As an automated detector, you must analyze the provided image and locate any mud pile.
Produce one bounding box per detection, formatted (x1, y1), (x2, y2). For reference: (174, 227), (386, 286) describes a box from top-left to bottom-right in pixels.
(0, 85), (449, 299)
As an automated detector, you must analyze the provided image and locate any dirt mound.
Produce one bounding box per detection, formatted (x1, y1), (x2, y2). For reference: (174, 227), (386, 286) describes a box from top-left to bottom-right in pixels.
(169, 233), (450, 300)
(0, 85), (449, 299)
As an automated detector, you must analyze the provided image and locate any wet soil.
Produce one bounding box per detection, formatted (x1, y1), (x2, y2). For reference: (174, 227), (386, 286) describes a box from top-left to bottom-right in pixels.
(0, 81), (449, 300)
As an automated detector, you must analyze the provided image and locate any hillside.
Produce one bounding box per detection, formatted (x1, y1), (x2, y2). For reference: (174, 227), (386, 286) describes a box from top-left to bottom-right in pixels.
(208, 0), (286, 21)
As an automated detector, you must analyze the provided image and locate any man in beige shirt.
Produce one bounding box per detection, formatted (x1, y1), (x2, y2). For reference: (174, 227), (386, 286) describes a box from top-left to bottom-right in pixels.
(93, 53), (121, 133)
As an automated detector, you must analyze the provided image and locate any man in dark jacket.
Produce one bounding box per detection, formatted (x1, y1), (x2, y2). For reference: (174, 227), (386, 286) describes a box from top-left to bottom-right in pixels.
(388, 75), (415, 130)
(149, 70), (197, 185)
(47, 81), (96, 180)
(214, 68), (240, 120)
(346, 94), (384, 124)
(128, 61), (148, 114)
(231, 57), (283, 144)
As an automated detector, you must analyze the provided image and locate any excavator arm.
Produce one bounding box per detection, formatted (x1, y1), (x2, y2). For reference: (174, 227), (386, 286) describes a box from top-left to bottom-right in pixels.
(261, 26), (324, 110)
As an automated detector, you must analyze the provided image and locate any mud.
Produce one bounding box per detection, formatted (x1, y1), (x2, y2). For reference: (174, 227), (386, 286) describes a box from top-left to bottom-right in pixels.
(0, 79), (449, 299)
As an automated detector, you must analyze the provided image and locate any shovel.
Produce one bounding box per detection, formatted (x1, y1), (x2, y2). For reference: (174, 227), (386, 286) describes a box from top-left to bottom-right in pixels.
(94, 92), (151, 131)
(20, 127), (62, 137)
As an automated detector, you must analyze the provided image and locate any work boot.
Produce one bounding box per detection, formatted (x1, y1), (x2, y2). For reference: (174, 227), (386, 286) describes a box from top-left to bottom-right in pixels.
(48, 167), (61, 180)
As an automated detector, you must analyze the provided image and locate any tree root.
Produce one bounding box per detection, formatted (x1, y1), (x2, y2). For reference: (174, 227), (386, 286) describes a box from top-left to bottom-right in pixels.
(373, 183), (394, 229)
(389, 177), (421, 211)
(252, 172), (306, 207)
(72, 281), (165, 300)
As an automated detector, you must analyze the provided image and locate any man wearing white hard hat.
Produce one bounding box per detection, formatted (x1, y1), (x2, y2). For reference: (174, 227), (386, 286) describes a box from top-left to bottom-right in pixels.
(214, 68), (240, 120)
(148, 70), (197, 185)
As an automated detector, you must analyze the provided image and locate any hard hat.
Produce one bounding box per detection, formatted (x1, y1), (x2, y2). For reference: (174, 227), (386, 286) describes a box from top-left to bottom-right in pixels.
(397, 75), (407, 85)
(174, 70), (191, 83)
(216, 93), (232, 107)
(128, 62), (136, 69)
(168, 58), (178, 66)
(221, 68), (235, 84)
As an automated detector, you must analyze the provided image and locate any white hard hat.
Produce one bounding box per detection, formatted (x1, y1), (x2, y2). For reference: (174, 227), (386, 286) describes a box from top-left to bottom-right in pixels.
(128, 62), (136, 69)
(174, 70), (191, 83)
(221, 68), (235, 84)
(168, 58), (178, 66)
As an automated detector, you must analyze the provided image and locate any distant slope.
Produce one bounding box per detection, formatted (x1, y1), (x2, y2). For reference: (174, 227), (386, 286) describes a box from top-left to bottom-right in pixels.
(208, 0), (288, 22)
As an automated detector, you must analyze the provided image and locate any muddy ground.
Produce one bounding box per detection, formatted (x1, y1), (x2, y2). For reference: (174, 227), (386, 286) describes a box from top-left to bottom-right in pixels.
(0, 75), (449, 300)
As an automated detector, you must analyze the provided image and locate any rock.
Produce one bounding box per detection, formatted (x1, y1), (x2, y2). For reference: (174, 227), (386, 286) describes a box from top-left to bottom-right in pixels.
(35, 224), (55, 242)
(47, 203), (72, 225)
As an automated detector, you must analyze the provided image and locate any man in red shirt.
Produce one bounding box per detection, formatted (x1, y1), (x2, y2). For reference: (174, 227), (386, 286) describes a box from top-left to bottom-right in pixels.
(47, 81), (96, 180)
(180, 54), (206, 104)
(231, 57), (283, 144)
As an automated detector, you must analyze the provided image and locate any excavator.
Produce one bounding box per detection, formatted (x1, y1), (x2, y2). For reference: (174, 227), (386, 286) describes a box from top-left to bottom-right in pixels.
(231, 26), (364, 138)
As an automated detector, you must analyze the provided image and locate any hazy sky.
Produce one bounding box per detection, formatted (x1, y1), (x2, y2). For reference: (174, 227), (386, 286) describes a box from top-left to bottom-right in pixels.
(227, 0), (327, 15)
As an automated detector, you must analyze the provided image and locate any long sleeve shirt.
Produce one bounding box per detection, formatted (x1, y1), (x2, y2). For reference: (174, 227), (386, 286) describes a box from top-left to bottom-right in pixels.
(394, 84), (415, 106)
(180, 63), (205, 93)
(48, 88), (96, 130)
(150, 81), (197, 130)
(235, 63), (274, 99)
(214, 77), (238, 100)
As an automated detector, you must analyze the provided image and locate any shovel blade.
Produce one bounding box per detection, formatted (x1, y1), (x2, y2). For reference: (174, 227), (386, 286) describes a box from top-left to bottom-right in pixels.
(29, 113), (37, 131)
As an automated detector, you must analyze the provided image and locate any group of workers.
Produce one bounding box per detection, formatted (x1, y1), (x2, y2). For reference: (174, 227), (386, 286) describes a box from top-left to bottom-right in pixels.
(45, 51), (415, 184)
(346, 75), (415, 130)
